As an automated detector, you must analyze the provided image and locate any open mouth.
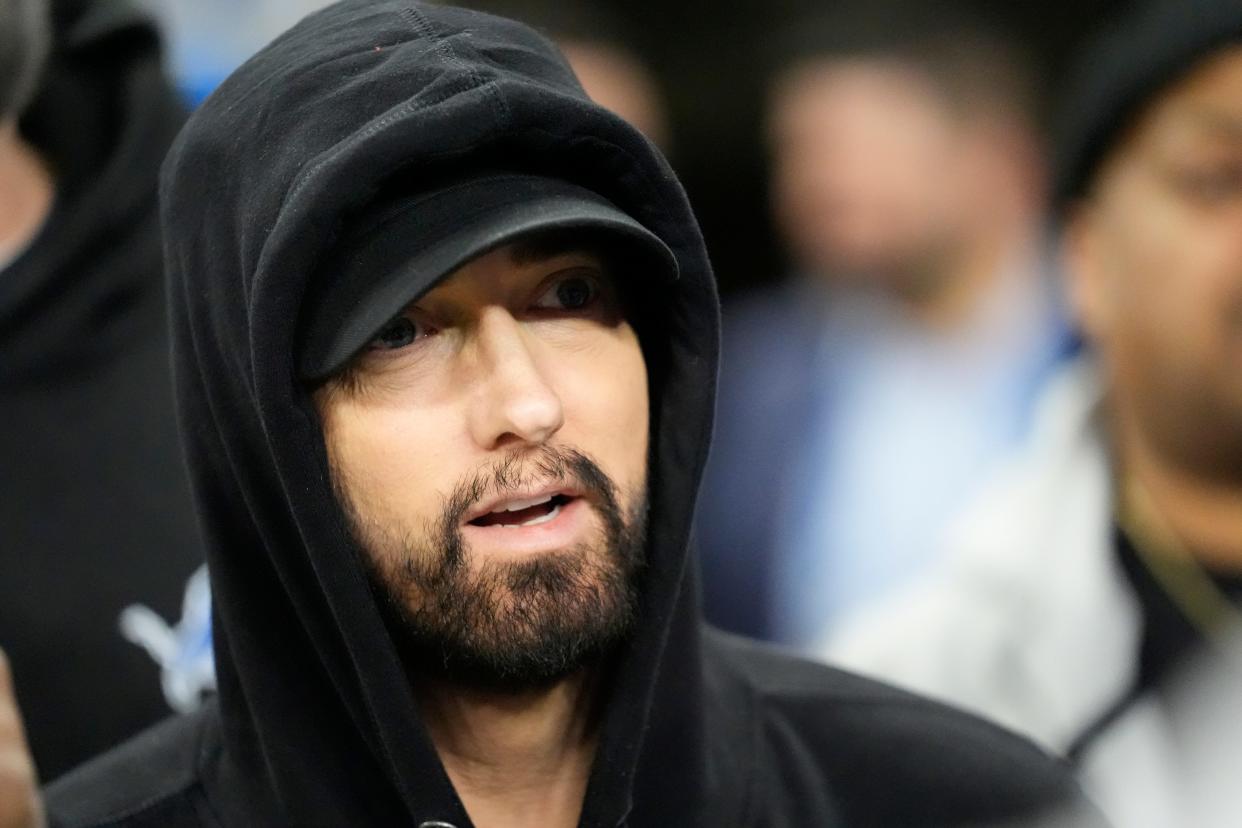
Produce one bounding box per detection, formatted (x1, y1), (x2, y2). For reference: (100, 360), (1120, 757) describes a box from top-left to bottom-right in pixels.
(467, 493), (576, 529)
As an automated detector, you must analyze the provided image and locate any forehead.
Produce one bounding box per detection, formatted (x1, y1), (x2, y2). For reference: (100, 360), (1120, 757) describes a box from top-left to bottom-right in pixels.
(773, 59), (943, 113)
(1120, 46), (1242, 154)
(769, 59), (952, 143)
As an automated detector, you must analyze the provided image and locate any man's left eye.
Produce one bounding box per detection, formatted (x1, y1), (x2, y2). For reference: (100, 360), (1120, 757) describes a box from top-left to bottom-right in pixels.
(534, 276), (599, 311)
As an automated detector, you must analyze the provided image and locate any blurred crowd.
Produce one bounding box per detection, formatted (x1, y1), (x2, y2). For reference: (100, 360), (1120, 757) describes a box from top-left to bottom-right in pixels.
(2, 0), (1241, 825)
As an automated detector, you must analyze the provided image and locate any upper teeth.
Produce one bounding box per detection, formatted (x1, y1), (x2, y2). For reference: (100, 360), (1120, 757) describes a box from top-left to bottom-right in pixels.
(490, 494), (554, 514)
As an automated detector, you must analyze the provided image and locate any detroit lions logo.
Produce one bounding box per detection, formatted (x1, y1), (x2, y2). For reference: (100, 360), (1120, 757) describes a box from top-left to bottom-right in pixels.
(119, 564), (216, 713)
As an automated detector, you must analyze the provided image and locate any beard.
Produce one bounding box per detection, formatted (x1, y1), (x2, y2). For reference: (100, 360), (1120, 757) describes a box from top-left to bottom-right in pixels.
(333, 445), (648, 693)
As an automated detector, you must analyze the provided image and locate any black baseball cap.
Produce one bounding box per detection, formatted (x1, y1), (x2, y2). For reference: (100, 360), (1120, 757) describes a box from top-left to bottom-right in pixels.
(298, 172), (679, 381)
(1054, 0), (1242, 212)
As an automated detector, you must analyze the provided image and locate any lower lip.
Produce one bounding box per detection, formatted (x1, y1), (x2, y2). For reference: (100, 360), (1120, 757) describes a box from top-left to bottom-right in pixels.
(461, 497), (592, 555)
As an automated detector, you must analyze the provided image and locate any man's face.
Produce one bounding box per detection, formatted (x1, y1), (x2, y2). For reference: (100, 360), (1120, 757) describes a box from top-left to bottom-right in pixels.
(768, 59), (972, 286)
(1067, 46), (1242, 482)
(314, 238), (651, 690)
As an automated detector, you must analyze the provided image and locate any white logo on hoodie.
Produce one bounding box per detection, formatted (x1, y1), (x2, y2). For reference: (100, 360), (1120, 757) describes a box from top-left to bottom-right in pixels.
(119, 564), (217, 713)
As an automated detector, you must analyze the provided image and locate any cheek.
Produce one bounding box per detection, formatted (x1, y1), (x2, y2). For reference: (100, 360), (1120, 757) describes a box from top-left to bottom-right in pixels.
(1092, 190), (1242, 402)
(545, 328), (649, 491)
(319, 396), (452, 538)
(1109, 200), (1242, 343)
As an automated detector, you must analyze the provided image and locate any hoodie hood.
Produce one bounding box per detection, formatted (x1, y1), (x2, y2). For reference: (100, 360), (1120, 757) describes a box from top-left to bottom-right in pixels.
(161, 2), (719, 825)
(0, 0), (185, 382)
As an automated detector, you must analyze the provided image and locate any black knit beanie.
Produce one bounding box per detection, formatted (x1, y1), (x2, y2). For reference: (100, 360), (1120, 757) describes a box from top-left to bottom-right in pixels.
(1055, 0), (1242, 211)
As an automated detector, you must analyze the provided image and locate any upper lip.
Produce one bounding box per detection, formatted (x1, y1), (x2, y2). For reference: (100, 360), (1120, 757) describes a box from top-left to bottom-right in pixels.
(462, 484), (580, 525)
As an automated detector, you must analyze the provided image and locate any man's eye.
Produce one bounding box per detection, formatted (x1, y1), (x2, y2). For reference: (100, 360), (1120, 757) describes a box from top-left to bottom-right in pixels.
(535, 276), (599, 311)
(367, 316), (423, 350)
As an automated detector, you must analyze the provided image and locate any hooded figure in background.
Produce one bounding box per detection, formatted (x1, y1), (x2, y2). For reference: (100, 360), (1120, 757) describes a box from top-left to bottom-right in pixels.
(45, 3), (1091, 825)
(0, 0), (202, 779)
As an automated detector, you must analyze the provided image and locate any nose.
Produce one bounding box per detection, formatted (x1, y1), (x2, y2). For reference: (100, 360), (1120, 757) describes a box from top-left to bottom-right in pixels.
(466, 307), (565, 450)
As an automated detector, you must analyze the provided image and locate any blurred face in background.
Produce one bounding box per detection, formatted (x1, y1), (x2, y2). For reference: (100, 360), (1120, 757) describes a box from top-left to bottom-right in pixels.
(1066, 46), (1242, 483)
(769, 60), (971, 290)
(560, 40), (671, 152)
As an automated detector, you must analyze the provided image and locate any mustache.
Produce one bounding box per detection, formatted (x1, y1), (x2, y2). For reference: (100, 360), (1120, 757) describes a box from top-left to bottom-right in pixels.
(431, 445), (624, 565)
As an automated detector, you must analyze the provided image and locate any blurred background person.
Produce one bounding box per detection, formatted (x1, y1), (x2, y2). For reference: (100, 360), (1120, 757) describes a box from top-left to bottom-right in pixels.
(460, 0), (672, 152)
(0, 0), (202, 780)
(697, 0), (1073, 645)
(825, 1), (1242, 825)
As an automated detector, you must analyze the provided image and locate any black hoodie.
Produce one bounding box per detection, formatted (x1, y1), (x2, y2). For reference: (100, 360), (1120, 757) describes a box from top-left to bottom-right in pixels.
(46, 2), (1093, 825)
(0, 0), (201, 780)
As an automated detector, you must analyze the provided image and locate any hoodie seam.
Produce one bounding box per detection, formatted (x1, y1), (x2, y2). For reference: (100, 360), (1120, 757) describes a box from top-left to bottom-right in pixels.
(396, 6), (435, 38)
(278, 88), (498, 216)
(279, 7), (502, 215)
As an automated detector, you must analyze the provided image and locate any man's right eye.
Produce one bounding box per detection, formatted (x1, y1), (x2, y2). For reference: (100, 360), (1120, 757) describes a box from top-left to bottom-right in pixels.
(368, 316), (424, 350)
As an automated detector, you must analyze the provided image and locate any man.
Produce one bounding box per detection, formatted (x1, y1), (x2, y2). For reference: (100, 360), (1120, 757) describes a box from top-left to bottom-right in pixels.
(0, 0), (203, 779)
(697, 1), (1071, 644)
(825, 1), (1242, 825)
(42, 3), (1091, 825)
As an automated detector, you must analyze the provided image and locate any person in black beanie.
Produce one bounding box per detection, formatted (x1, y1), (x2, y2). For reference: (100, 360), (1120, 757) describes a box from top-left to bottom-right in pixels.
(826, 1), (1242, 825)
(34, 2), (1100, 826)
(0, 0), (203, 782)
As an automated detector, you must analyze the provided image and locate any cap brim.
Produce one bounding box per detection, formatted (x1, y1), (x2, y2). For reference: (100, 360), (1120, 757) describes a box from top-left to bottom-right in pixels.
(299, 174), (679, 381)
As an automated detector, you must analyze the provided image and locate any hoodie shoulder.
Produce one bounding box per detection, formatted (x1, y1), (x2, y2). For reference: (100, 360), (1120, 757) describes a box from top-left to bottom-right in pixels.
(702, 628), (1099, 826)
(45, 705), (219, 828)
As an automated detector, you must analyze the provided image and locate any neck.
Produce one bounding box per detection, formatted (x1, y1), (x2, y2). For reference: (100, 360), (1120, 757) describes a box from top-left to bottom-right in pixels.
(0, 122), (54, 264)
(418, 670), (601, 828)
(1116, 412), (1242, 574)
